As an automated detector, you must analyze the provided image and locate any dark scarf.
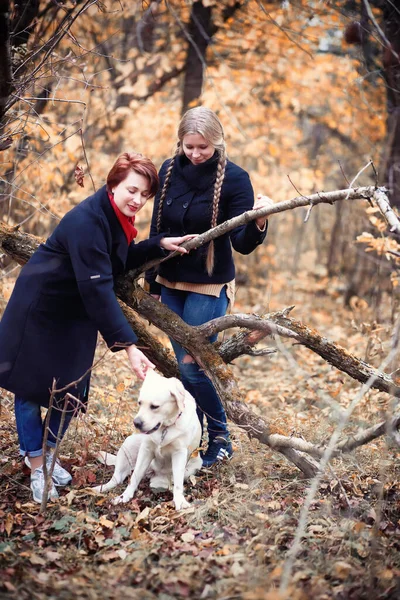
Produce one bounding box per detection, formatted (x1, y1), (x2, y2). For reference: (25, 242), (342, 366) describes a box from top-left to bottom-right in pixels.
(173, 152), (220, 192)
(108, 191), (138, 244)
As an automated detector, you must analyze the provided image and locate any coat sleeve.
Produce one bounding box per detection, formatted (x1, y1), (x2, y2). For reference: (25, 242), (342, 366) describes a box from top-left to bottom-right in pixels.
(225, 168), (268, 255)
(66, 213), (138, 351)
(125, 233), (166, 271)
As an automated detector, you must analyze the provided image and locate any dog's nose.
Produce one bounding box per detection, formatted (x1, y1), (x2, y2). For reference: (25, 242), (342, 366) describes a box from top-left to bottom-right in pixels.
(134, 417), (144, 431)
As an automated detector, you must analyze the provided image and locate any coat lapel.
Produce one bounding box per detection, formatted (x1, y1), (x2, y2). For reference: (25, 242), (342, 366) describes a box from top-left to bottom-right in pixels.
(97, 186), (129, 273)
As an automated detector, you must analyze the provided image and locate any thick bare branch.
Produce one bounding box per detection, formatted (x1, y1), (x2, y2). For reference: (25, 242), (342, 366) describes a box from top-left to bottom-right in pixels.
(0, 221), (41, 264)
(336, 411), (400, 453)
(217, 307), (295, 363)
(271, 313), (400, 398)
(131, 186), (379, 277)
(373, 187), (400, 233)
(118, 299), (179, 378)
(196, 312), (298, 339)
(196, 311), (400, 398)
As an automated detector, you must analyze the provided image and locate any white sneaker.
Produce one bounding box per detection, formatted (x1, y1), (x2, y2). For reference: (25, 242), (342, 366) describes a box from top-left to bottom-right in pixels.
(25, 453), (72, 486)
(30, 466), (59, 504)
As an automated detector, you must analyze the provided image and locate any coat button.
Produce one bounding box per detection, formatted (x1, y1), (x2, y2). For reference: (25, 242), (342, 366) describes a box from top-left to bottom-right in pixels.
(183, 202), (188, 209)
(166, 198), (172, 205)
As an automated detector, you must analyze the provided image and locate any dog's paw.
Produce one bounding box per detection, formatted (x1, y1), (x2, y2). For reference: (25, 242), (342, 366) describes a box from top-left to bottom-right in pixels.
(174, 496), (191, 511)
(112, 495), (125, 505)
(112, 493), (132, 505)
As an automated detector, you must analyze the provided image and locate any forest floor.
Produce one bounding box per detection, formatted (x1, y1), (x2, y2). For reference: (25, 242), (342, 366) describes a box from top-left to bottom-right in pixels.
(1, 264), (400, 600)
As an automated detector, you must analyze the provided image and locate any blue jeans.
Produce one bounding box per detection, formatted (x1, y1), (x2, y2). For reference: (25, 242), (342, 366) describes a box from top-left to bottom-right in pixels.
(15, 396), (76, 457)
(161, 286), (229, 439)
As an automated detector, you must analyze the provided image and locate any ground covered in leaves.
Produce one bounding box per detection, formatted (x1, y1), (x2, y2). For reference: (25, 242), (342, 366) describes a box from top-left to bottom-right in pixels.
(1, 270), (400, 600)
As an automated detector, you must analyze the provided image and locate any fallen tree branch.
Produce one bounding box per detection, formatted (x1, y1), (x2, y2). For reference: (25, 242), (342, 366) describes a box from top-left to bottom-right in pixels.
(130, 185), (381, 277)
(1, 223), (399, 475)
(196, 312), (298, 340)
(0, 223), (41, 264)
(268, 408), (400, 457)
(118, 300), (179, 378)
(336, 411), (400, 453)
(216, 312), (294, 363)
(373, 188), (400, 235)
(271, 314), (400, 398)
(197, 312), (400, 398)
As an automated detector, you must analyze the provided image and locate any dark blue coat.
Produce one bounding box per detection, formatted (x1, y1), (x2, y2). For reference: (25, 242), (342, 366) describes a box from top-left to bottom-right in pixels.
(0, 186), (165, 406)
(146, 153), (267, 294)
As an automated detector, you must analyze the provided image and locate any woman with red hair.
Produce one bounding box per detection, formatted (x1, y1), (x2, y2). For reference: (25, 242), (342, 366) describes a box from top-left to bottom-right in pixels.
(0, 152), (190, 504)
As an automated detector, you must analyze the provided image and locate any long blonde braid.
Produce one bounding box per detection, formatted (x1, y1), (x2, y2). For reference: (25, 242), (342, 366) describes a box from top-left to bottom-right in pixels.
(206, 151), (227, 275)
(156, 143), (180, 233)
(160, 107), (227, 275)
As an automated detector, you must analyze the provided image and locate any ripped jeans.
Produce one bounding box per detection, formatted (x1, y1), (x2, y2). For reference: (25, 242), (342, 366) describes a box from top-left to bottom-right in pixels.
(160, 285), (229, 440)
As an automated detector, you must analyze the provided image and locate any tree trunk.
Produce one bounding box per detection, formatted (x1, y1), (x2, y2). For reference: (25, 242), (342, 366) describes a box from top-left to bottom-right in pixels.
(380, 2), (400, 208)
(0, 0), (12, 123)
(10, 0), (40, 48)
(182, 1), (214, 114)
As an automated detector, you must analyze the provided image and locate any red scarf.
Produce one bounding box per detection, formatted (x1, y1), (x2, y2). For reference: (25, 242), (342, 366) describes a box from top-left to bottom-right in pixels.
(108, 191), (138, 244)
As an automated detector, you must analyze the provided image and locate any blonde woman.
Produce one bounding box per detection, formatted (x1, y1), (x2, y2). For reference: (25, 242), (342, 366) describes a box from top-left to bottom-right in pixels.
(146, 107), (273, 467)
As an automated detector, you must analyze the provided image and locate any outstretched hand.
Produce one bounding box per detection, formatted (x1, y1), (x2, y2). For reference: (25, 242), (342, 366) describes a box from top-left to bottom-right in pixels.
(126, 345), (155, 380)
(253, 194), (274, 229)
(160, 234), (197, 254)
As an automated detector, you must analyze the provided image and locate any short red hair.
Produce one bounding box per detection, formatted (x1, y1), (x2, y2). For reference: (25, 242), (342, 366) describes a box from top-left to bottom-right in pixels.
(106, 152), (159, 198)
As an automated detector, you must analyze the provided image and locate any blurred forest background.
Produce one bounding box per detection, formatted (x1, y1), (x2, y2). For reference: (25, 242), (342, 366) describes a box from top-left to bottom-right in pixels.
(0, 0), (398, 308)
(1, 1), (400, 599)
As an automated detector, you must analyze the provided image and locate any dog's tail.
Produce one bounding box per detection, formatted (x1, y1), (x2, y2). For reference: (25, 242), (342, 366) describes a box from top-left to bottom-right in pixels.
(95, 450), (117, 466)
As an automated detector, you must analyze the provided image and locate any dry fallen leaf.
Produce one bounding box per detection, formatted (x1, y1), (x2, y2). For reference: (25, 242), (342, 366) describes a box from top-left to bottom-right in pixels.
(99, 515), (114, 529)
(5, 513), (13, 536)
(74, 164), (85, 187)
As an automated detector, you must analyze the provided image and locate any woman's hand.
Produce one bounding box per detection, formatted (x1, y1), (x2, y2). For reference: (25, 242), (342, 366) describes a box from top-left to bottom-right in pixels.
(253, 194), (274, 229)
(126, 345), (155, 380)
(160, 234), (197, 254)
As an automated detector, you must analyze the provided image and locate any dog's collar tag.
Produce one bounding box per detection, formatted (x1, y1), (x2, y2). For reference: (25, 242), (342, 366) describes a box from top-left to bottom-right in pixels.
(160, 427), (168, 444)
(159, 411), (183, 445)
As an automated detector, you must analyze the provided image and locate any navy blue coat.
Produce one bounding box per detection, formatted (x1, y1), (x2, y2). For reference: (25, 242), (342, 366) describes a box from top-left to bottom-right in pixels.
(0, 186), (165, 406)
(146, 153), (267, 294)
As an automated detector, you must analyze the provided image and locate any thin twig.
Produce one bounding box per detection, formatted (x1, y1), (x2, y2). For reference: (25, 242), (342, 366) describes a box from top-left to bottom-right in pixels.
(79, 128), (96, 193)
(345, 160), (373, 199)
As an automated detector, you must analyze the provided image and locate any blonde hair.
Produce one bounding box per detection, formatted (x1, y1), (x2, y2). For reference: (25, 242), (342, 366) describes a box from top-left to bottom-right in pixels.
(157, 107), (227, 275)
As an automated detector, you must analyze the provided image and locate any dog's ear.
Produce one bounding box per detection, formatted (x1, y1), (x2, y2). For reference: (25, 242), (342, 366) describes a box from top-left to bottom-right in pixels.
(169, 378), (186, 413)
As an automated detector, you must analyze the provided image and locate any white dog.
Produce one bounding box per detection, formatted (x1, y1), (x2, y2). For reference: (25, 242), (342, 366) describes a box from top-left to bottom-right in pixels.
(93, 369), (202, 510)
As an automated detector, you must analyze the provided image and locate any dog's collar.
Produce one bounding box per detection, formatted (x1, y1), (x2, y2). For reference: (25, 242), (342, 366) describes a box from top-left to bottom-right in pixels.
(163, 411), (182, 428)
(159, 411), (183, 444)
